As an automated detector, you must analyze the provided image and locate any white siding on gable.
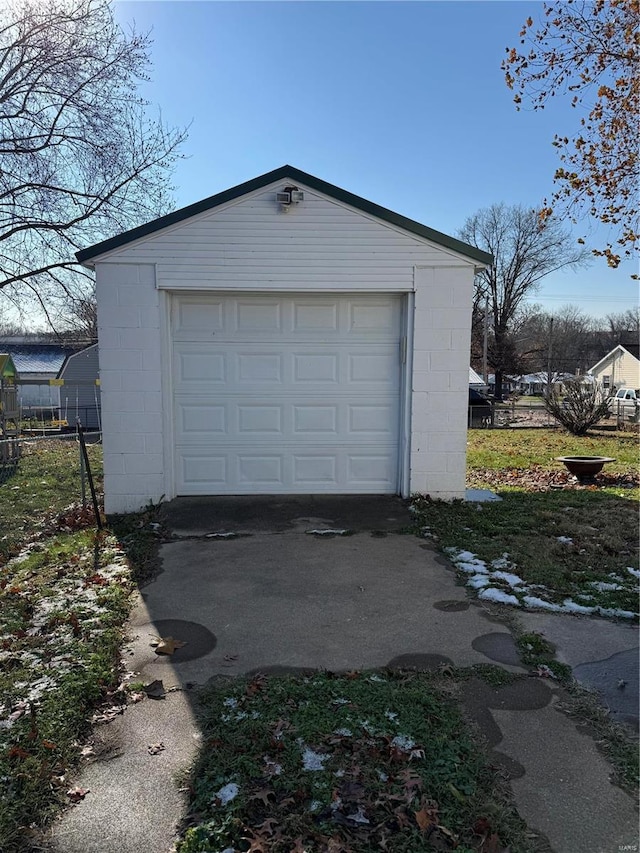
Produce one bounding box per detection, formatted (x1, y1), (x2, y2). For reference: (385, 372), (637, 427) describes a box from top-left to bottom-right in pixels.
(95, 181), (475, 292)
(591, 349), (640, 390)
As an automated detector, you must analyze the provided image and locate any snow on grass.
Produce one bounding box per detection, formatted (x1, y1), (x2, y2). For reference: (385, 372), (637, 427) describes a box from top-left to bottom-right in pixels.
(300, 744), (328, 771)
(523, 596), (563, 612)
(445, 547), (638, 619)
(590, 581), (623, 592)
(492, 570), (525, 588)
(214, 783), (239, 805)
(478, 588), (521, 606)
(467, 575), (491, 589)
(556, 536), (573, 544)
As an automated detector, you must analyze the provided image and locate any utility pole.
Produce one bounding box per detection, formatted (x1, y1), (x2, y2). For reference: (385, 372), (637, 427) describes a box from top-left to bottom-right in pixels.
(483, 294), (489, 386)
(547, 316), (554, 397)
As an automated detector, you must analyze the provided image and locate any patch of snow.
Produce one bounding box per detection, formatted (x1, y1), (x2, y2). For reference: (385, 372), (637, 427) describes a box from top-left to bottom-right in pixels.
(627, 567), (640, 580)
(214, 782), (239, 805)
(492, 570), (525, 587)
(391, 734), (416, 751)
(490, 554), (513, 570)
(384, 711), (398, 722)
(457, 561), (489, 574)
(467, 575), (491, 589)
(301, 746), (328, 771)
(368, 675), (385, 682)
(561, 599), (595, 615)
(223, 697), (238, 708)
(590, 581), (623, 592)
(523, 596), (563, 612)
(453, 550), (478, 562)
(556, 536), (573, 544)
(478, 588), (521, 607)
(333, 728), (353, 737)
(596, 607), (636, 620)
(377, 770), (389, 782)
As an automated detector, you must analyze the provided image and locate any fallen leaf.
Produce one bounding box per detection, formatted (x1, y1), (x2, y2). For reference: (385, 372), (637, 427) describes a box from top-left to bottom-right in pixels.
(8, 746), (30, 760)
(249, 786), (274, 805)
(147, 742), (165, 755)
(415, 806), (437, 832)
(80, 745), (95, 758)
(67, 786), (89, 803)
(143, 679), (166, 699)
(41, 740), (57, 750)
(128, 691), (145, 704)
(151, 636), (187, 656)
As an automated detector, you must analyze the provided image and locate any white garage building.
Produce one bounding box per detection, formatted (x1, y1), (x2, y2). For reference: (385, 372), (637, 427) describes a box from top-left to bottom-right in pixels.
(77, 166), (491, 514)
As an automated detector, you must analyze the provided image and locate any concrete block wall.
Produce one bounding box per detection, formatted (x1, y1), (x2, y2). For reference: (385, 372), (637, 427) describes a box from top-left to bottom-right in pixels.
(95, 261), (474, 513)
(96, 263), (165, 514)
(409, 266), (474, 499)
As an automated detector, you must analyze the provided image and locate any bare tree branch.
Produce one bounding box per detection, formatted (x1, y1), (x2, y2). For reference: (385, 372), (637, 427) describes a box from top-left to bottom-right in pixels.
(0, 0), (187, 326)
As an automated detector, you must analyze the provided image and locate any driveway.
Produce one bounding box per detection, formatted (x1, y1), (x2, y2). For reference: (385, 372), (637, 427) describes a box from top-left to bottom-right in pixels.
(48, 495), (639, 853)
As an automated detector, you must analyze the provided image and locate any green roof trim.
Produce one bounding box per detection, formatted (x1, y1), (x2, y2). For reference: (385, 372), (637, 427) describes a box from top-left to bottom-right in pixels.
(76, 165), (493, 266)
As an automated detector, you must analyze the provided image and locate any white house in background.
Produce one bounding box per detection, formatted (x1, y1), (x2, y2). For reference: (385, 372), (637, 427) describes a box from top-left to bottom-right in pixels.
(588, 345), (640, 392)
(469, 367), (488, 392)
(516, 372), (572, 396)
(76, 165), (491, 514)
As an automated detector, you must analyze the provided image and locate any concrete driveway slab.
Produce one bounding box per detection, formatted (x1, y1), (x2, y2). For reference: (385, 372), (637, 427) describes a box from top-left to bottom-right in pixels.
(136, 533), (522, 681)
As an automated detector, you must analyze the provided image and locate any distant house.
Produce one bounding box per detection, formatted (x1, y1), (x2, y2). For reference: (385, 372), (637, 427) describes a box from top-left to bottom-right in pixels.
(515, 372), (573, 396)
(0, 340), (99, 426)
(0, 342), (75, 409)
(468, 367), (487, 391)
(588, 345), (640, 392)
(59, 343), (101, 429)
(486, 374), (518, 397)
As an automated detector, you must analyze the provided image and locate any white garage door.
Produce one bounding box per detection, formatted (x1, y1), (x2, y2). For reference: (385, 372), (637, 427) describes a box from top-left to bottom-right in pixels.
(172, 294), (403, 494)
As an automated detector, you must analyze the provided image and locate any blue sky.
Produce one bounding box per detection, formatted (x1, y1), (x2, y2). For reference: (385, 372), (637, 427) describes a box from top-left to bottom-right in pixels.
(116, 0), (638, 321)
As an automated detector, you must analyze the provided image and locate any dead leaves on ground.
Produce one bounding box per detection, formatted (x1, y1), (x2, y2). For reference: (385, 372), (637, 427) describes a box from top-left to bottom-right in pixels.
(66, 785), (89, 803)
(470, 465), (638, 492)
(150, 636), (187, 656)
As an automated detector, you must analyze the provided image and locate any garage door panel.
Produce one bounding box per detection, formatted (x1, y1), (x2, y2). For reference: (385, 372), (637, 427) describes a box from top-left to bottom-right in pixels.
(293, 405), (338, 434)
(175, 396), (397, 444)
(172, 294), (402, 494)
(176, 446), (398, 494)
(237, 353), (283, 383)
(172, 295), (401, 342)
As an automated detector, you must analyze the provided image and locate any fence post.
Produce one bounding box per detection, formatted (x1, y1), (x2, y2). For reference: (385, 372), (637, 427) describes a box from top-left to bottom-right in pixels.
(78, 422), (87, 508)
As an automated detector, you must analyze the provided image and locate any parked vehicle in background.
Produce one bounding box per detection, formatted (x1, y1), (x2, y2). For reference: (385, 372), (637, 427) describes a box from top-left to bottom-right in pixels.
(607, 387), (640, 420)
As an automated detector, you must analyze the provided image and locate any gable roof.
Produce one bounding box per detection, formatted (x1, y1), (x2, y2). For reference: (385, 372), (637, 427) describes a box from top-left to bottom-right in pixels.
(76, 165), (493, 267)
(1, 344), (77, 376)
(589, 344), (640, 374)
(469, 367), (485, 385)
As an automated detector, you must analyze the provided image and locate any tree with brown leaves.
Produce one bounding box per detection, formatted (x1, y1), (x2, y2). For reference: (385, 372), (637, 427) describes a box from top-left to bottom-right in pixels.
(502, 0), (639, 269)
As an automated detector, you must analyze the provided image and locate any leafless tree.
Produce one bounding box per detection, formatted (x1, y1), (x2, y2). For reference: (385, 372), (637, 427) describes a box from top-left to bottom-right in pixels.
(459, 204), (589, 398)
(0, 0), (186, 327)
(544, 377), (609, 436)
